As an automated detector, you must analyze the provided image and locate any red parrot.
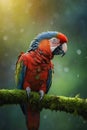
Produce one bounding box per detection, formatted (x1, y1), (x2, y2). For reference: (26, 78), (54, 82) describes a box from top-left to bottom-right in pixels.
(15, 31), (68, 130)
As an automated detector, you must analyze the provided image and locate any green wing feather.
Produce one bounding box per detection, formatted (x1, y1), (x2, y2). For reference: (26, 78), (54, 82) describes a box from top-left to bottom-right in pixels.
(15, 61), (26, 89)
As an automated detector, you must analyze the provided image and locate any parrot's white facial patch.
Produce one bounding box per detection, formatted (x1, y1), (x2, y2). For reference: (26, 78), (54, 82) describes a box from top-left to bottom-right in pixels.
(49, 37), (60, 52)
(50, 37), (60, 47)
(50, 46), (57, 52)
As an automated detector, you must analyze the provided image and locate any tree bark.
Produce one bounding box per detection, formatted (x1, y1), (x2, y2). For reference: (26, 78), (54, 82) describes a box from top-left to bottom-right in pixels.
(0, 89), (87, 120)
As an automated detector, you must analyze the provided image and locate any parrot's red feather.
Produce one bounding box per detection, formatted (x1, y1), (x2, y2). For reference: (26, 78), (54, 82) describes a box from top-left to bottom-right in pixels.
(58, 33), (68, 43)
(26, 106), (40, 130)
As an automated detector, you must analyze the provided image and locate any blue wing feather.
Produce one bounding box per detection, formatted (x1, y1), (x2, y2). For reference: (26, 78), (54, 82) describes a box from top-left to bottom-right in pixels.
(46, 69), (52, 93)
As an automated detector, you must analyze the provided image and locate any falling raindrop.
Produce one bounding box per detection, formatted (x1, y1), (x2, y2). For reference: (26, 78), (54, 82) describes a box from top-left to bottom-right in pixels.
(76, 49), (82, 55)
(20, 28), (24, 33)
(43, 115), (47, 119)
(4, 53), (9, 57)
(64, 67), (69, 72)
(77, 74), (80, 78)
(3, 35), (8, 41)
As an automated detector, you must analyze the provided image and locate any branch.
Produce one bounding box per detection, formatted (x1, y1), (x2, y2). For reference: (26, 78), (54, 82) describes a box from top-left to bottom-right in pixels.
(0, 89), (87, 120)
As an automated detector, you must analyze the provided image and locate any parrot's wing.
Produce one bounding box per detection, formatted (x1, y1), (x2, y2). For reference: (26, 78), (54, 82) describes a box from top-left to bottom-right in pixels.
(15, 60), (26, 89)
(15, 59), (27, 115)
(46, 69), (52, 93)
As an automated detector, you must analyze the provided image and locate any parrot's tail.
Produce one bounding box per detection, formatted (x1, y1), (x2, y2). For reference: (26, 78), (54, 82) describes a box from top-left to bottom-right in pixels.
(25, 105), (40, 130)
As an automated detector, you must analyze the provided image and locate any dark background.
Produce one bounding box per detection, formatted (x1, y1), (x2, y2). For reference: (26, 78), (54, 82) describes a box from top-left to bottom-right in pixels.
(0, 0), (87, 130)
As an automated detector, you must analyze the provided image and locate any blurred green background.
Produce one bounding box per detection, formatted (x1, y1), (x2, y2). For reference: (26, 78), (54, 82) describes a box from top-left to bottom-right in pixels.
(0, 0), (87, 130)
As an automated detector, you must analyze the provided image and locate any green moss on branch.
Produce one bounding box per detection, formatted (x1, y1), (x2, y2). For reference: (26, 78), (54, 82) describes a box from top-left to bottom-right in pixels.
(0, 89), (87, 120)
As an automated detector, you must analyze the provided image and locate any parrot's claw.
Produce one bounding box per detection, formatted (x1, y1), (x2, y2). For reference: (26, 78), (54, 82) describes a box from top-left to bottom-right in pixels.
(26, 87), (31, 99)
(39, 90), (44, 101)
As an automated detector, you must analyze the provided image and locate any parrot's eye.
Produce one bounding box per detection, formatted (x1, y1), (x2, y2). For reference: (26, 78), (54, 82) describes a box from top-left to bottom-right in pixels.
(52, 44), (65, 57)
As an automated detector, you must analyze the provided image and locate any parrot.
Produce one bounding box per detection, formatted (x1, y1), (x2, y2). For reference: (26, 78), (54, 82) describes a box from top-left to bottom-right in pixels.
(15, 31), (68, 130)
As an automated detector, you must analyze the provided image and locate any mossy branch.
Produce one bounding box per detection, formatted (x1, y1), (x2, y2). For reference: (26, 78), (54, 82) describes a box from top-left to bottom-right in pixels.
(0, 89), (87, 120)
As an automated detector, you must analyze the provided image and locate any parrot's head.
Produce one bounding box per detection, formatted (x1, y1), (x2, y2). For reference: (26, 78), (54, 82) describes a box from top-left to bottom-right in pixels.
(50, 33), (68, 57)
(28, 32), (68, 61)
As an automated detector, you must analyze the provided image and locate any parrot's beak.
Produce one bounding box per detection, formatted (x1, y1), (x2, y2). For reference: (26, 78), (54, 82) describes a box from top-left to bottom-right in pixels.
(61, 43), (67, 57)
(62, 43), (67, 54)
(52, 43), (68, 57)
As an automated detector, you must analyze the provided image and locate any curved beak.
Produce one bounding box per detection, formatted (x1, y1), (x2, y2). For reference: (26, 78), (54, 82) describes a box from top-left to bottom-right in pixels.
(62, 43), (67, 54)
